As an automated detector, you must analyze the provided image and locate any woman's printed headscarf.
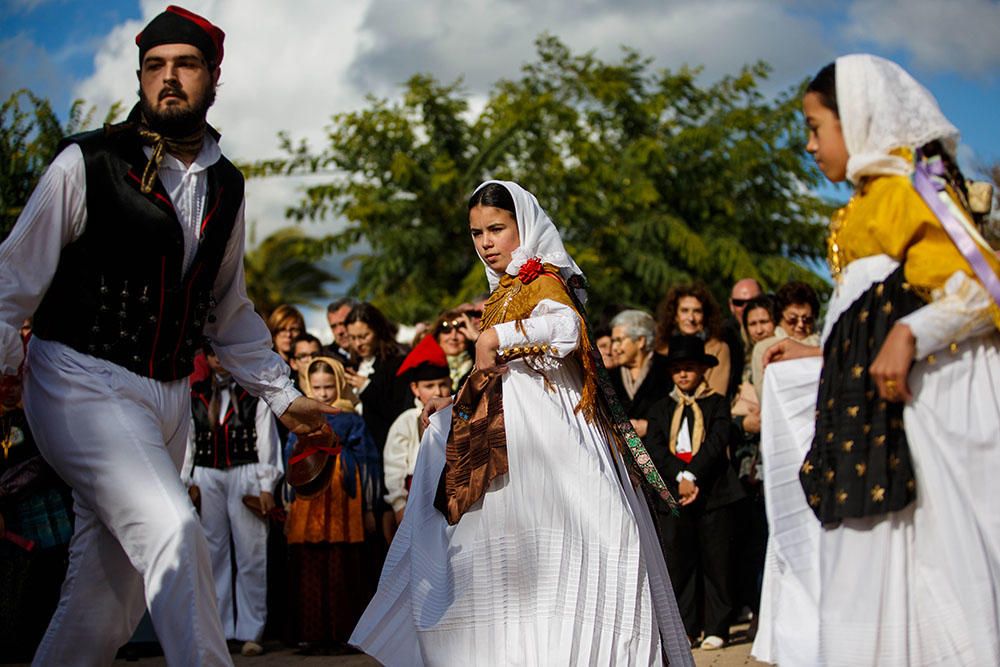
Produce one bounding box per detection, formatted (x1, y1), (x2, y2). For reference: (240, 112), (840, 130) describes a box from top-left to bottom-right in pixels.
(836, 54), (959, 184)
(471, 180), (587, 302)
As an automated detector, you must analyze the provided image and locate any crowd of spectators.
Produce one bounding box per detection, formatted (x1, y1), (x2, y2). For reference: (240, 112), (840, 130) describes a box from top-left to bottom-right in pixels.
(599, 277), (822, 648)
(0, 277), (822, 657)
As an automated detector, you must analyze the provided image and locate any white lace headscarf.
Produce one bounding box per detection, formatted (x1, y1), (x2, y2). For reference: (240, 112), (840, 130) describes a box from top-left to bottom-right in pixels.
(471, 180), (587, 302)
(836, 54), (959, 184)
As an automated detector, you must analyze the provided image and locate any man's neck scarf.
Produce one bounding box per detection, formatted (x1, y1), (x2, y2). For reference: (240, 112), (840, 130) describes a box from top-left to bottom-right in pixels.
(135, 113), (206, 194)
(668, 382), (715, 462)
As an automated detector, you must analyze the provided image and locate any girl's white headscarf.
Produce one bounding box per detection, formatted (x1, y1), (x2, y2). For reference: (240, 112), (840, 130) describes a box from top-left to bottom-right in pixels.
(837, 53), (959, 184)
(471, 180), (587, 302)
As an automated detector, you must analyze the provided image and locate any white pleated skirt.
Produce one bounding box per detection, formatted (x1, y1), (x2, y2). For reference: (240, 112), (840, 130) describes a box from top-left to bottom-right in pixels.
(753, 335), (1000, 666)
(350, 358), (693, 666)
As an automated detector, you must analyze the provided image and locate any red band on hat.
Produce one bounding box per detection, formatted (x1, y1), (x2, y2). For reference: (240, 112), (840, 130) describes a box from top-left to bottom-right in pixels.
(136, 5), (225, 65)
(165, 5), (224, 63)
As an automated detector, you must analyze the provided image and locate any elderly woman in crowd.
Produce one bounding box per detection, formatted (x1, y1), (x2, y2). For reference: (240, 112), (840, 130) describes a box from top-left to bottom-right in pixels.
(608, 309), (672, 438)
(655, 284), (732, 397)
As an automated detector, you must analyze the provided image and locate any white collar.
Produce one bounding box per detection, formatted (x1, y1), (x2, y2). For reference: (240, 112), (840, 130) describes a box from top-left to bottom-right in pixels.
(142, 133), (222, 174)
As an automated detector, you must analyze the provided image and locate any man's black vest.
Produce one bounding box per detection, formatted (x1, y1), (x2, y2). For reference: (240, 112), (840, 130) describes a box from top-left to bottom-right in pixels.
(32, 118), (244, 381)
(191, 378), (260, 469)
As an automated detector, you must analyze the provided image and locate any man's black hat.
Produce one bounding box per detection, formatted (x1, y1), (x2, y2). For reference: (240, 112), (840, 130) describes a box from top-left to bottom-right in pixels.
(136, 5), (225, 67)
(663, 334), (718, 368)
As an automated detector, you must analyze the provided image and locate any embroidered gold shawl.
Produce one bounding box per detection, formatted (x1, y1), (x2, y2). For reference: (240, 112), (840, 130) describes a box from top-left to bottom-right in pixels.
(437, 265), (599, 525)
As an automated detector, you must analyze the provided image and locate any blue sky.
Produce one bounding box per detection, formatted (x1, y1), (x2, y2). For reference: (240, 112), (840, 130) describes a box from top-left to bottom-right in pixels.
(4, 0), (999, 171)
(2, 0), (139, 103)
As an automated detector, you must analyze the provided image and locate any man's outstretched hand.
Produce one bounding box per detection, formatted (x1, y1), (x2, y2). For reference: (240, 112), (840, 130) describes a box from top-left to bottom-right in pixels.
(279, 396), (339, 436)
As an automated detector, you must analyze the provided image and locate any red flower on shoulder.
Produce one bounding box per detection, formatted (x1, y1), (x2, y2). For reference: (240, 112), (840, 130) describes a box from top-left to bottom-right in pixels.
(518, 257), (545, 284)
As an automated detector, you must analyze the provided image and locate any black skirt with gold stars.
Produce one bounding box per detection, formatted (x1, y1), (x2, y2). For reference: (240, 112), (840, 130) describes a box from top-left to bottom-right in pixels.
(801, 266), (925, 525)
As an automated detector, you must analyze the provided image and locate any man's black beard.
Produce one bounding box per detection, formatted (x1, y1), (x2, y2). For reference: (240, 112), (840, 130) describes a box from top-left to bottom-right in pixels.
(138, 84), (216, 137)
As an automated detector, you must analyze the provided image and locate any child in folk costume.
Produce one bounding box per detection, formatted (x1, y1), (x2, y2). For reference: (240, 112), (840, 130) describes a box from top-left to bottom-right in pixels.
(645, 334), (745, 650)
(284, 357), (379, 652)
(351, 181), (693, 666)
(182, 346), (281, 657)
(752, 55), (1000, 667)
(383, 336), (452, 525)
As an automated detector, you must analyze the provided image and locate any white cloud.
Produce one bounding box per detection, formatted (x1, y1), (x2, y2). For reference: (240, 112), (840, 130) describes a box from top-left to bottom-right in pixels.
(350, 0), (836, 97)
(844, 0), (1000, 77)
(74, 0), (371, 161)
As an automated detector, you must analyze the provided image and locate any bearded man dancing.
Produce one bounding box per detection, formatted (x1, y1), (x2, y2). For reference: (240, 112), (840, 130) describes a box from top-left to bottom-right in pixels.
(0, 6), (334, 665)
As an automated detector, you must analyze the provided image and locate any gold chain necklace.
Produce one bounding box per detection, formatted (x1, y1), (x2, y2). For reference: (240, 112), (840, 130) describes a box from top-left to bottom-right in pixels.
(827, 193), (860, 282)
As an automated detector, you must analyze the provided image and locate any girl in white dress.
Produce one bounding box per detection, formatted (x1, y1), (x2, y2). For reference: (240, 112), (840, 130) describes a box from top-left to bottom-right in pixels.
(350, 181), (693, 666)
(752, 54), (1000, 666)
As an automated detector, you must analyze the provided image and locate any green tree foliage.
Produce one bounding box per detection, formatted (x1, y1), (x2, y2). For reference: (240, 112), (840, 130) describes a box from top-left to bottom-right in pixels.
(257, 36), (833, 323)
(243, 225), (338, 320)
(1, 90), (123, 240)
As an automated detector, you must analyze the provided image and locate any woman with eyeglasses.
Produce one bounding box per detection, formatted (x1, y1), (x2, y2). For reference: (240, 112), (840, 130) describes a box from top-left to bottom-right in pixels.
(266, 304), (306, 366)
(749, 282), (821, 398)
(430, 308), (476, 392)
(265, 305), (308, 445)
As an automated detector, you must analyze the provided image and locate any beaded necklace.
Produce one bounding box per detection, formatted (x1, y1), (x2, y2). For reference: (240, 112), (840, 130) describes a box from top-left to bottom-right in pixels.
(826, 193), (859, 282)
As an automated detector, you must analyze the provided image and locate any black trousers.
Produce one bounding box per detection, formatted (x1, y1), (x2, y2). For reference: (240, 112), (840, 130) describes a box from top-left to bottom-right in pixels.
(656, 501), (736, 639)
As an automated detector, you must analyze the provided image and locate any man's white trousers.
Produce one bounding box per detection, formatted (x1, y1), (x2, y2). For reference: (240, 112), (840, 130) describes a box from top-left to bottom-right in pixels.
(24, 338), (232, 666)
(193, 465), (269, 642)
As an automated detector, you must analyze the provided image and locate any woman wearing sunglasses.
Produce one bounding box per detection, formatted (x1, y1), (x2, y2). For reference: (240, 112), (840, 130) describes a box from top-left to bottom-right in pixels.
(429, 308), (477, 392)
(750, 281), (821, 398)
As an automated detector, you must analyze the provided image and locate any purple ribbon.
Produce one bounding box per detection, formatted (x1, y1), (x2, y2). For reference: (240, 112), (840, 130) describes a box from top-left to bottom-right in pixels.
(913, 156), (1000, 307)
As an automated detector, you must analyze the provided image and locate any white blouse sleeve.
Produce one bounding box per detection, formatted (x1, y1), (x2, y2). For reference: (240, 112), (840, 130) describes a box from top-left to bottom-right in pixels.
(492, 298), (581, 359)
(202, 199), (300, 416)
(0, 145), (87, 374)
(252, 398), (283, 494)
(383, 410), (414, 513)
(899, 270), (997, 359)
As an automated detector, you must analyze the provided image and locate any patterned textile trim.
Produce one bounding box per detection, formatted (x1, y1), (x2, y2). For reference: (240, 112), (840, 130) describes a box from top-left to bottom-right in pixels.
(563, 275), (680, 513)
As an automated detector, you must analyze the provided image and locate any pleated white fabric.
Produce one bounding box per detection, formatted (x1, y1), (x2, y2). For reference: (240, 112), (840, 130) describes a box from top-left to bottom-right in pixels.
(751, 357), (822, 667)
(753, 263), (1000, 666)
(350, 352), (693, 666)
(817, 334), (1000, 666)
